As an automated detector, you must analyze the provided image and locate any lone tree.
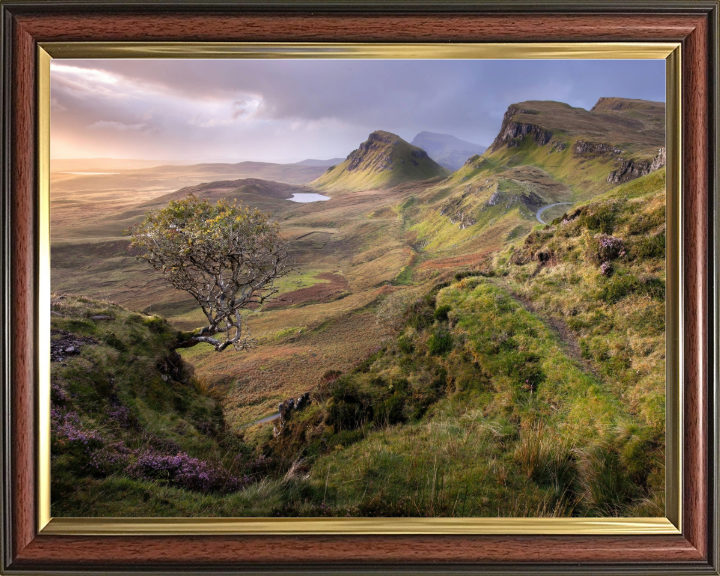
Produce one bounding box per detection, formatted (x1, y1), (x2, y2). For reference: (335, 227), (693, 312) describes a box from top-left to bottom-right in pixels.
(127, 194), (292, 352)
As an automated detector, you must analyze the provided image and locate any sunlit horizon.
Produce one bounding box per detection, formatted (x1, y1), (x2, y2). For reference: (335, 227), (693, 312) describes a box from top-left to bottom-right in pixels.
(51, 59), (666, 164)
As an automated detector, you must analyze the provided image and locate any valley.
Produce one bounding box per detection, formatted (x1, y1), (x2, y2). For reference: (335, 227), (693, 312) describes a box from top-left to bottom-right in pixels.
(50, 97), (667, 517)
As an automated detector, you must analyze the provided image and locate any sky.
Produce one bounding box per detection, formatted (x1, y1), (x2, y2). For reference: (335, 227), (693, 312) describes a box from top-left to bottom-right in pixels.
(50, 59), (666, 164)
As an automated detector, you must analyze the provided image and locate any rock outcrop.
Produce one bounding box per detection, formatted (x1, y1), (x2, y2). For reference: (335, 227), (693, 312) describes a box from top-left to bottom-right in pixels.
(488, 106), (552, 152)
(346, 131), (396, 173)
(273, 392), (312, 437)
(278, 392), (310, 420)
(650, 147), (666, 172)
(50, 329), (96, 363)
(607, 147), (666, 185)
(573, 140), (623, 157)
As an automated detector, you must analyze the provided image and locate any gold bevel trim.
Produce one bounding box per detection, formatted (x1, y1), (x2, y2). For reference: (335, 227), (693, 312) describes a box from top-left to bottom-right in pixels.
(39, 42), (679, 60)
(664, 45), (682, 531)
(37, 42), (683, 535)
(42, 517), (679, 536)
(37, 46), (51, 532)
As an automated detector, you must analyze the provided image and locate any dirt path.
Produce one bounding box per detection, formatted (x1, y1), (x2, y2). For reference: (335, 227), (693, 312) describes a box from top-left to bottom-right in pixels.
(489, 278), (600, 379)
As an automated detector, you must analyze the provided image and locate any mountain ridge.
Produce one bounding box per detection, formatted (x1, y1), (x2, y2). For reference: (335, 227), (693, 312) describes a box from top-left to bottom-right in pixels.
(312, 130), (450, 193)
(488, 98), (665, 158)
(402, 97), (666, 253)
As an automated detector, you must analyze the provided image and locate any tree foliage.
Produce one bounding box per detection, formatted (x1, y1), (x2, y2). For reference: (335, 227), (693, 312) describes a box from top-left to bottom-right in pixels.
(126, 195), (291, 351)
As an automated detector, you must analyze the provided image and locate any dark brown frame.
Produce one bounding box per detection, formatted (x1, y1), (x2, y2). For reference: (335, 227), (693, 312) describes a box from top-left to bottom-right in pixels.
(1, 1), (718, 573)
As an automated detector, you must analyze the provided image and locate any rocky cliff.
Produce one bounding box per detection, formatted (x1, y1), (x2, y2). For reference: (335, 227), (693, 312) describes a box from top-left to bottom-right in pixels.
(607, 147), (666, 184)
(488, 105), (553, 152)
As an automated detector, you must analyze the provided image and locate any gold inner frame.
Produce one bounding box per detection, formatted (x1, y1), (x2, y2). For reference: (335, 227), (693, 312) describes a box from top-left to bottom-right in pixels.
(37, 42), (682, 536)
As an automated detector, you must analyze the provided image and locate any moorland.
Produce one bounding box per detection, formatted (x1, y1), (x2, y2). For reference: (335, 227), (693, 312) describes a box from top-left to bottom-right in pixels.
(51, 97), (667, 517)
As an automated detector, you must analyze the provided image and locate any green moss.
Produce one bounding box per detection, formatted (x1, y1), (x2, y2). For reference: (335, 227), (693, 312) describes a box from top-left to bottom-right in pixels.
(427, 329), (453, 355)
(630, 232), (665, 260)
(434, 304), (452, 321)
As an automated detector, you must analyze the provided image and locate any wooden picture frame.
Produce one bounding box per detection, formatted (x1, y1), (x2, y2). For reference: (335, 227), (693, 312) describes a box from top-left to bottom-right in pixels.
(0, 1), (717, 573)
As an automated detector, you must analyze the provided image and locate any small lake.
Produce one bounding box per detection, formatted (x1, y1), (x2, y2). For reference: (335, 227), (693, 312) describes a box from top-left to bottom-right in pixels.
(288, 193), (331, 203)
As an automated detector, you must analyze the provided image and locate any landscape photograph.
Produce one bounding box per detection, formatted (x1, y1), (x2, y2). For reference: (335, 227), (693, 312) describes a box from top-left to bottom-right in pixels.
(49, 58), (667, 518)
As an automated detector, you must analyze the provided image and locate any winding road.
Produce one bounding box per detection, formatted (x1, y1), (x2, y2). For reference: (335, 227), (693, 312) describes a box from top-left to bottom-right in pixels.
(536, 202), (573, 225)
(243, 412), (281, 428)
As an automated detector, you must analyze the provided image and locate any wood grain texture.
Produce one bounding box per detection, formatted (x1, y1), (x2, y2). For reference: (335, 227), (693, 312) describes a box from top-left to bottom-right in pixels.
(10, 18), (37, 561)
(682, 8), (710, 561)
(14, 12), (704, 42)
(10, 533), (706, 567)
(3, 4), (716, 573)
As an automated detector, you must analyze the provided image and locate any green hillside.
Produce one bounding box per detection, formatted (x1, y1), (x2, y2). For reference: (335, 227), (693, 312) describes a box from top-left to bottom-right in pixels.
(312, 130), (450, 193)
(402, 98), (666, 254)
(51, 167), (666, 517)
(261, 170), (666, 517)
(49, 296), (259, 515)
(485, 98), (665, 195)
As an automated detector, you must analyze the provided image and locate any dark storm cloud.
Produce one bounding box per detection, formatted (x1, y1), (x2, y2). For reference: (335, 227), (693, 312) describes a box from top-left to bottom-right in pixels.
(51, 59), (665, 162)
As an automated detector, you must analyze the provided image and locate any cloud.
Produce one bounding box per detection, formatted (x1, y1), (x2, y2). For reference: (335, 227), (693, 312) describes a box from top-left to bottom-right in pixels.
(50, 97), (67, 112)
(189, 117), (235, 128)
(88, 120), (148, 131)
(51, 64), (119, 85)
(231, 98), (262, 120)
(50, 59), (666, 163)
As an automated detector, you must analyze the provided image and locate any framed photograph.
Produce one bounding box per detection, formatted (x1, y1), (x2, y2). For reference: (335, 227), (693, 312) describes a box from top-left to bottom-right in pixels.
(1, 1), (718, 574)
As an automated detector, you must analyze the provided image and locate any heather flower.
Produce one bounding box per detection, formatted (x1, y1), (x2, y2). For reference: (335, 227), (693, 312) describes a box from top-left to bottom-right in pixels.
(87, 441), (132, 475)
(51, 381), (67, 406)
(127, 450), (247, 493)
(106, 405), (136, 429)
(52, 410), (103, 450)
(594, 234), (624, 262)
(600, 261), (614, 277)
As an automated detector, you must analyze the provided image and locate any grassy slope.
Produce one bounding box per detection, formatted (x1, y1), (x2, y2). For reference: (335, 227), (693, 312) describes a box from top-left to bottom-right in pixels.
(53, 167), (665, 516)
(50, 296), (254, 516)
(482, 98), (664, 199)
(51, 167), (435, 427)
(396, 99), (665, 262)
(312, 131), (450, 193)
(253, 169), (666, 518)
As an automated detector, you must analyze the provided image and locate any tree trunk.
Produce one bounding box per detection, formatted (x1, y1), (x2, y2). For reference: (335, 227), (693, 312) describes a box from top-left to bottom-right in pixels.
(174, 329), (226, 351)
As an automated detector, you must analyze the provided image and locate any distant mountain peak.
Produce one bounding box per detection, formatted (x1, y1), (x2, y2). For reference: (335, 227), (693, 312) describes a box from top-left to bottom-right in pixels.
(312, 131), (449, 192)
(410, 132), (487, 171)
(294, 158), (346, 167)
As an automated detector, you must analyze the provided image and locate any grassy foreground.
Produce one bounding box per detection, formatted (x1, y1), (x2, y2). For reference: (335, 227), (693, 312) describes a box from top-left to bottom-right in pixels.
(51, 167), (665, 517)
(261, 174), (665, 518)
